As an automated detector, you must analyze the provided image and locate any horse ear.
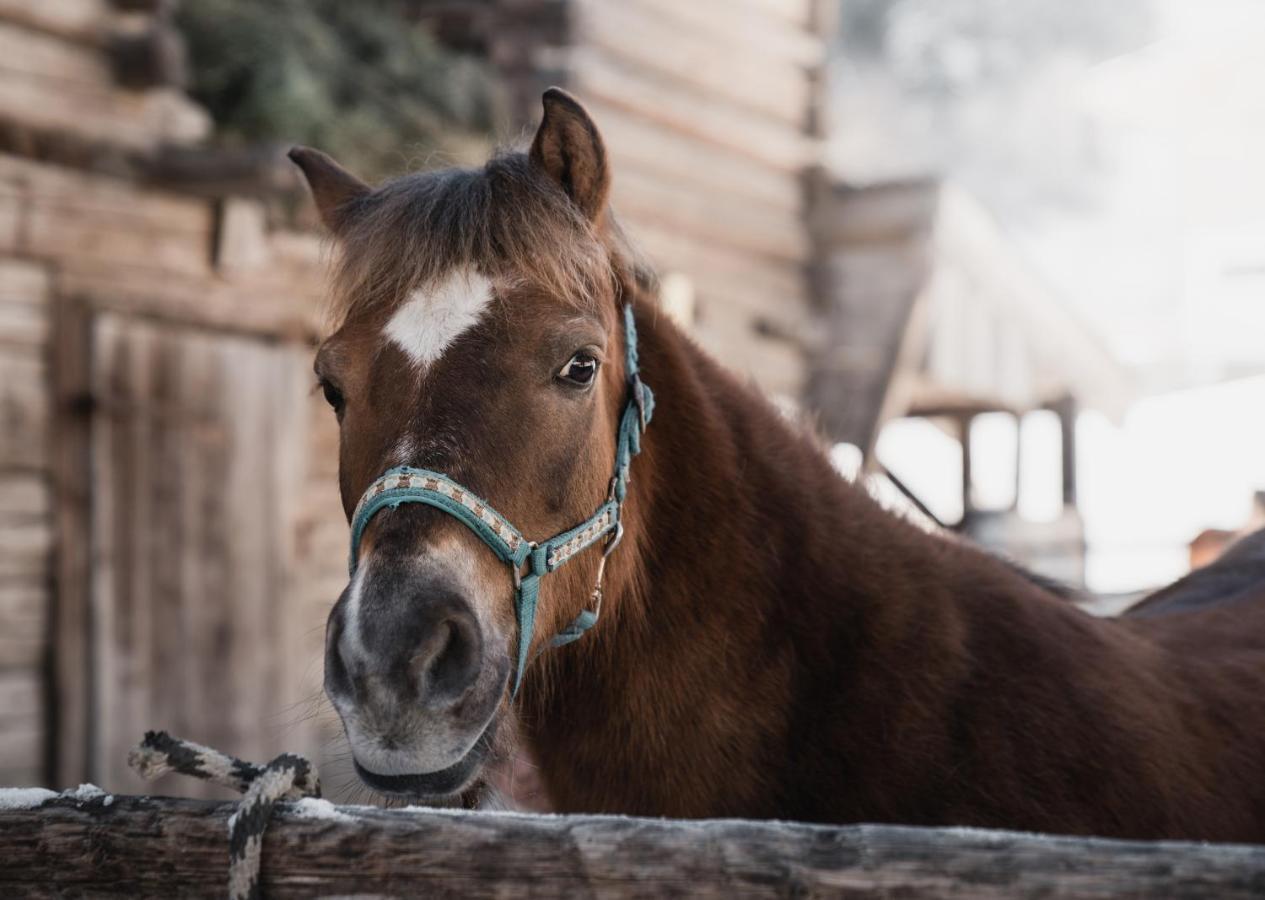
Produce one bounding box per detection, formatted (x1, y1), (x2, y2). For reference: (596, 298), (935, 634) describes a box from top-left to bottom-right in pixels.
(288, 146), (371, 232)
(530, 88), (610, 221)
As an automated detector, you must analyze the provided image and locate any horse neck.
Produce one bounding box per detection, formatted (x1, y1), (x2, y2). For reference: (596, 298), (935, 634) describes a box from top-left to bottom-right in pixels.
(521, 302), (1057, 817)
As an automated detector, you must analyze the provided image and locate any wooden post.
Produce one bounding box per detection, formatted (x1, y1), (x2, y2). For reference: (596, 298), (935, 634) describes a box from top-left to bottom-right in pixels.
(1050, 394), (1078, 508)
(2, 793), (1265, 897)
(50, 297), (94, 788)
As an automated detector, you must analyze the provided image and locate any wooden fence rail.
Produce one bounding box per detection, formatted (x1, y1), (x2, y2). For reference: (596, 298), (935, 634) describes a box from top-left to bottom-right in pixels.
(2, 791), (1264, 897)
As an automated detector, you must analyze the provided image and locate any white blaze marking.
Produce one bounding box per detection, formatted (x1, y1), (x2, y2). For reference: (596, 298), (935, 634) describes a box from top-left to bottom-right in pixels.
(384, 270), (492, 370)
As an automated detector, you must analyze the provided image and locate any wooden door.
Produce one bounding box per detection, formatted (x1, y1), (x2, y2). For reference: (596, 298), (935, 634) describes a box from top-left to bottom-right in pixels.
(85, 313), (332, 797)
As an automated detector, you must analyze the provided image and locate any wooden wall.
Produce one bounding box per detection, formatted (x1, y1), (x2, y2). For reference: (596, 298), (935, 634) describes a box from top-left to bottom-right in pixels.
(0, 257), (51, 787)
(0, 148), (347, 792)
(0, 1), (348, 792)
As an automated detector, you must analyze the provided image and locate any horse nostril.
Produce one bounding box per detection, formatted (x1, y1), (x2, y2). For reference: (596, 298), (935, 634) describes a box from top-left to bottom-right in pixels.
(410, 608), (482, 705)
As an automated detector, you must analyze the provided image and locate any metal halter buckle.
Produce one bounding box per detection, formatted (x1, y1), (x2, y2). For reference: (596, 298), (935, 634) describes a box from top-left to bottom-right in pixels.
(589, 520), (624, 617)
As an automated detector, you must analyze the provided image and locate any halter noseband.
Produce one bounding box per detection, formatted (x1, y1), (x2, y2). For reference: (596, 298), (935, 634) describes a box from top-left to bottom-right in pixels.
(347, 303), (653, 696)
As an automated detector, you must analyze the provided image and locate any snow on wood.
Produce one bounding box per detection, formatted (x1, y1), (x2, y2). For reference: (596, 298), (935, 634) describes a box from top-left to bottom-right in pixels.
(1, 792), (1265, 897)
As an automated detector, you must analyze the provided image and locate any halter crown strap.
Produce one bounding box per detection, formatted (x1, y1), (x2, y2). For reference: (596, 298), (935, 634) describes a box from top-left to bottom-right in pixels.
(347, 303), (653, 696)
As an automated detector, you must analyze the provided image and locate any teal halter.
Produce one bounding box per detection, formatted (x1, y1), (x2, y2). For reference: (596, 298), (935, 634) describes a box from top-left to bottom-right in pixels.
(347, 304), (653, 696)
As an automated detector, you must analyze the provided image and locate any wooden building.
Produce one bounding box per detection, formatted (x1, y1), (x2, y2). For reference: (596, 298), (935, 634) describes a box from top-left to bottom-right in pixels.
(810, 180), (1132, 582)
(0, 1), (341, 793)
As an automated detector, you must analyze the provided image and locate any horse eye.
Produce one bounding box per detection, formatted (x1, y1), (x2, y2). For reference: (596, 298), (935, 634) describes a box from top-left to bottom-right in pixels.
(320, 380), (345, 414)
(558, 353), (599, 386)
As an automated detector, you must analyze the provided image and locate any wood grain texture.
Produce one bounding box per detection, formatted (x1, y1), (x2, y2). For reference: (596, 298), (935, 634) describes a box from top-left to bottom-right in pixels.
(0, 0), (107, 45)
(2, 794), (1264, 898)
(50, 296), (92, 787)
(574, 0), (811, 126)
(87, 317), (329, 798)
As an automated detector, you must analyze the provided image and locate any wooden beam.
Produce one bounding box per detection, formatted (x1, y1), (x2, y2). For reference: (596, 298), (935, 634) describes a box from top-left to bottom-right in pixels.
(623, 0), (825, 68)
(0, 0), (107, 46)
(574, 0), (812, 127)
(108, 22), (187, 90)
(570, 49), (818, 172)
(3, 794), (1265, 897)
(49, 296), (93, 787)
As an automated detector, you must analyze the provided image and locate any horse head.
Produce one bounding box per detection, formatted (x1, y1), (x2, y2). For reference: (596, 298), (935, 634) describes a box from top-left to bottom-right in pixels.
(293, 90), (645, 800)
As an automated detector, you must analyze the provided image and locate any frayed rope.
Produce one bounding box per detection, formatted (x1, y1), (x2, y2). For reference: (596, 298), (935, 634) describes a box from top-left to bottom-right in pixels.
(128, 731), (320, 900)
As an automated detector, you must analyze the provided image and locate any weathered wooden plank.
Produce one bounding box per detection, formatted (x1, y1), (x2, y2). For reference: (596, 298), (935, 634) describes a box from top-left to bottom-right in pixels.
(0, 670), (43, 781)
(626, 220), (810, 315)
(0, 669), (40, 720)
(0, 257), (50, 302)
(570, 49), (818, 172)
(0, 71), (208, 150)
(0, 728), (40, 786)
(0, 20), (113, 88)
(25, 203), (210, 277)
(143, 143), (302, 199)
(693, 302), (807, 398)
(0, 578), (45, 669)
(735, 0), (815, 28)
(0, 472), (48, 519)
(0, 153), (196, 220)
(108, 20), (187, 90)
(625, 0), (825, 68)
(0, 297), (47, 346)
(55, 260), (323, 340)
(574, 0), (811, 127)
(0, 526), (52, 579)
(614, 165), (809, 263)
(0, 251), (51, 351)
(0, 154), (214, 258)
(87, 317), (332, 797)
(0, 0), (107, 44)
(49, 296), (91, 787)
(0, 187), (21, 249)
(590, 99), (804, 214)
(213, 197), (269, 274)
(4, 794), (1265, 898)
(0, 351), (48, 469)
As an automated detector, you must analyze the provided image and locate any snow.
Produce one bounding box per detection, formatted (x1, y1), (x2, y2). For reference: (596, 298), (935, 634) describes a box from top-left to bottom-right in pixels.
(0, 784), (116, 812)
(67, 784), (111, 803)
(291, 797), (353, 823)
(0, 788), (57, 810)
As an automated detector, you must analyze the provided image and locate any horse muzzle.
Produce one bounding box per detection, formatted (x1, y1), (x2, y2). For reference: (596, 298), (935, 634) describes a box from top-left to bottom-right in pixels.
(323, 550), (510, 797)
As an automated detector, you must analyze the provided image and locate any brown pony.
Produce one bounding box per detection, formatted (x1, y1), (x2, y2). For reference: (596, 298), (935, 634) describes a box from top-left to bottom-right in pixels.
(291, 89), (1265, 841)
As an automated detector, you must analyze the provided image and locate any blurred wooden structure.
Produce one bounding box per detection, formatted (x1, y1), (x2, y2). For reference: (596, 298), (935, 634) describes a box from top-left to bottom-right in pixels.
(810, 180), (1133, 582)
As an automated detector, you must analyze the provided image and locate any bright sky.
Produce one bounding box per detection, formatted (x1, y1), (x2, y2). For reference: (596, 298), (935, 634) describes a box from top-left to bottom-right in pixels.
(858, 0), (1265, 592)
(1018, 0), (1265, 588)
(1019, 0), (1265, 386)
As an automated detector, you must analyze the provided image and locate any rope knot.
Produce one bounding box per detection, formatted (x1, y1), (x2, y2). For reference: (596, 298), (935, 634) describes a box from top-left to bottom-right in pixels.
(129, 731), (320, 900)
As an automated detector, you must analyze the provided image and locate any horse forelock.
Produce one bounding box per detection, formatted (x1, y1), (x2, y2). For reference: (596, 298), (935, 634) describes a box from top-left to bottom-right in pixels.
(326, 151), (617, 332)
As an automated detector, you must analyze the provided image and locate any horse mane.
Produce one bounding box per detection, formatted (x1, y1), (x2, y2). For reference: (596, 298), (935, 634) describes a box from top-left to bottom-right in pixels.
(327, 151), (617, 327)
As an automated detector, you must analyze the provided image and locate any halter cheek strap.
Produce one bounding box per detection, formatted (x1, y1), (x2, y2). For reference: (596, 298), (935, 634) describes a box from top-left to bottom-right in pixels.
(347, 304), (653, 697)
